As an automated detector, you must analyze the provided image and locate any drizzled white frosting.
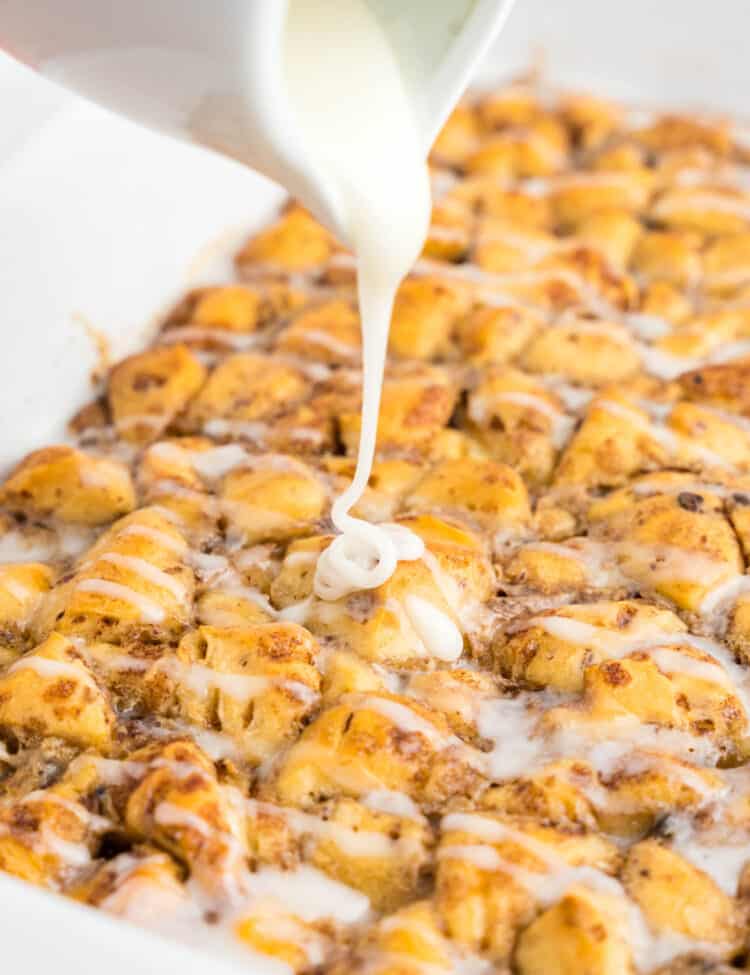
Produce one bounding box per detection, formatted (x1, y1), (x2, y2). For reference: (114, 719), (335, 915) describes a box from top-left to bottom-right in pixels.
(75, 578), (166, 623)
(314, 522), (424, 601)
(284, 0), (432, 607)
(403, 594), (463, 662)
(439, 812), (729, 970)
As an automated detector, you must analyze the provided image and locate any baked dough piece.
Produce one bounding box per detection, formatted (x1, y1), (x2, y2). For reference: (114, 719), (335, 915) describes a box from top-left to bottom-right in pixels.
(220, 456), (328, 545)
(703, 232), (750, 297)
(389, 276), (472, 361)
(339, 364), (459, 457)
(424, 196), (473, 262)
(405, 668), (500, 743)
(0, 632), (114, 749)
(501, 536), (623, 595)
(631, 230), (703, 287)
(587, 479), (744, 612)
(40, 506), (194, 643)
(622, 840), (743, 953)
(329, 901), (482, 975)
(236, 204), (337, 273)
(521, 318), (641, 387)
(679, 355), (750, 416)
(233, 905), (335, 974)
(148, 623), (321, 764)
(74, 846), (188, 925)
(267, 692), (485, 811)
(514, 886), (635, 975)
(404, 457), (531, 540)
(321, 456), (425, 523)
(2, 446), (135, 525)
(466, 366), (574, 484)
(482, 753), (723, 839)
(651, 186), (750, 235)
(431, 102), (481, 166)
(0, 779), (105, 887)
(550, 169), (655, 229)
(122, 739), (247, 897)
(436, 811), (620, 963)
(0, 563), (53, 660)
(108, 344), (206, 444)
(495, 600), (688, 692)
(272, 516), (494, 666)
(552, 390), (744, 489)
(246, 795), (433, 913)
(276, 298), (362, 364)
(190, 284), (265, 333)
(179, 352), (309, 435)
(456, 303), (541, 365)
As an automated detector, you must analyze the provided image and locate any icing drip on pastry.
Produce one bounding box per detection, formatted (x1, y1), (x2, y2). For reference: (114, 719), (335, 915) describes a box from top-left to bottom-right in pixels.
(283, 0), (432, 602)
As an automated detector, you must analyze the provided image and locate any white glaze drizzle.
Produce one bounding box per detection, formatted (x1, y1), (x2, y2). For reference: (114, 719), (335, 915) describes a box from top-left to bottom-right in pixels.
(286, 0), (432, 607)
(439, 812), (729, 970)
(74, 578), (166, 623)
(93, 552), (187, 602)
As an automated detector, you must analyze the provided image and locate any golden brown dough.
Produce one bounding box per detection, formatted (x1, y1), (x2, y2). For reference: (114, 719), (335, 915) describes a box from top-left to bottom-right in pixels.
(5, 79), (750, 975)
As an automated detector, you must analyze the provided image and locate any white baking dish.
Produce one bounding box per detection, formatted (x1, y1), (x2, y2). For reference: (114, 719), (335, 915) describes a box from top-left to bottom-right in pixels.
(0, 0), (748, 971)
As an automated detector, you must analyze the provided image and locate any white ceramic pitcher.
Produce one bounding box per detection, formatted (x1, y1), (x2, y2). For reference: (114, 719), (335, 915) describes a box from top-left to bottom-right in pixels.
(0, 0), (516, 244)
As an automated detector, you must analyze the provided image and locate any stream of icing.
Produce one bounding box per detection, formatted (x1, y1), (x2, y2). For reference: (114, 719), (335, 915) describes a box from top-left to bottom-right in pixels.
(283, 0), (432, 603)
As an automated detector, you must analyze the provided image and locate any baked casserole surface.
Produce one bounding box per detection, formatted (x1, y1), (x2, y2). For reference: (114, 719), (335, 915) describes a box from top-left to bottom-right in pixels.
(3, 80), (750, 974)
